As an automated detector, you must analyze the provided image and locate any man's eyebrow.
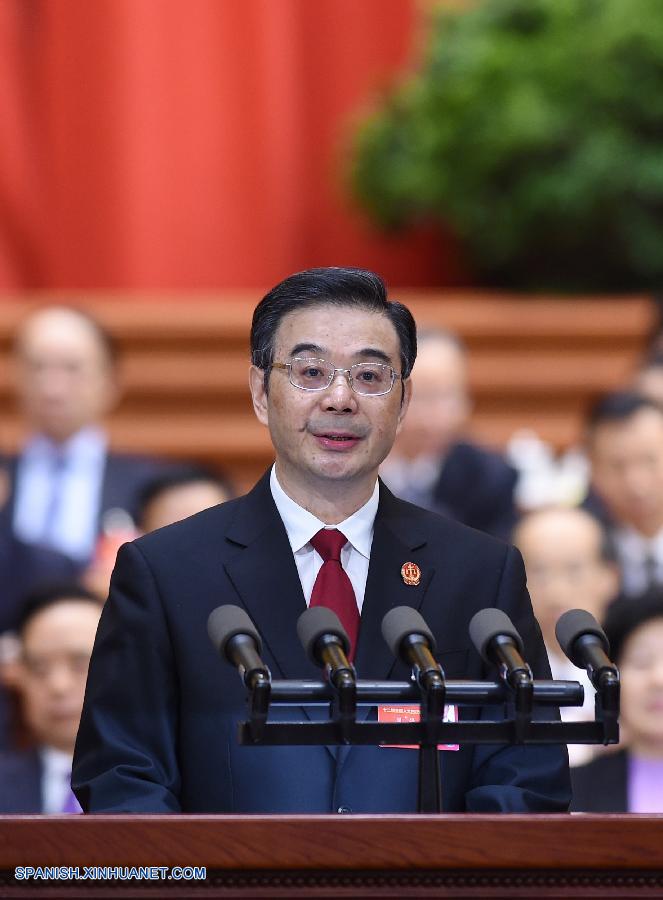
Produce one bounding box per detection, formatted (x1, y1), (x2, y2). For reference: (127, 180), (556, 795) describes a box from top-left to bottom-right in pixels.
(289, 342), (326, 357)
(356, 347), (393, 364)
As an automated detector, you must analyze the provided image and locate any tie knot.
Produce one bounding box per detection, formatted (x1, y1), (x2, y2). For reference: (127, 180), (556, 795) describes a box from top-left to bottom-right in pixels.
(310, 528), (347, 562)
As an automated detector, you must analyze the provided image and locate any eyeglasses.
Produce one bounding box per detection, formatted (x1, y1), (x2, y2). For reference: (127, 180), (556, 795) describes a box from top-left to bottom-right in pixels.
(271, 357), (401, 396)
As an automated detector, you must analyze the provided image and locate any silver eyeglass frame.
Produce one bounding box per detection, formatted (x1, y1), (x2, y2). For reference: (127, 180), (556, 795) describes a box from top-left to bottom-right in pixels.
(270, 358), (402, 397)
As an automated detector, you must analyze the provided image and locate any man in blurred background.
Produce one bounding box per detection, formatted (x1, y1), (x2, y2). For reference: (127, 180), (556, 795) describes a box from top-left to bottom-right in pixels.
(0, 584), (102, 813)
(514, 505), (619, 765)
(137, 466), (235, 534)
(4, 307), (170, 576)
(571, 590), (663, 812)
(587, 391), (663, 596)
(634, 349), (663, 408)
(381, 329), (518, 539)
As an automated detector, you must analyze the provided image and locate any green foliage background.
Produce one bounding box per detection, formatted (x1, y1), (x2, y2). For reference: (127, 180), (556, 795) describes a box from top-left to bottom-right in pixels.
(351, 0), (663, 291)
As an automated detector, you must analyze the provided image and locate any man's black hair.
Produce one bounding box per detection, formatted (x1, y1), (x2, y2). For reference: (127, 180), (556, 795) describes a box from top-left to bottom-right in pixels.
(136, 465), (235, 530)
(250, 267), (417, 392)
(17, 583), (103, 637)
(603, 589), (663, 664)
(586, 390), (663, 434)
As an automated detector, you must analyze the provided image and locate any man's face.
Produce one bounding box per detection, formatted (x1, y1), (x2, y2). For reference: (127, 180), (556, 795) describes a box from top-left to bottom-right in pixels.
(16, 600), (101, 753)
(141, 481), (232, 533)
(619, 618), (663, 750)
(249, 305), (411, 499)
(14, 309), (118, 443)
(393, 336), (468, 459)
(516, 508), (618, 648)
(590, 409), (663, 536)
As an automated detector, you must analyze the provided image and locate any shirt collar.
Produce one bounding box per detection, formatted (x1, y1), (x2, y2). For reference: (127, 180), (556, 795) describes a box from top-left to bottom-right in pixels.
(616, 525), (663, 562)
(24, 426), (107, 464)
(39, 746), (74, 777)
(269, 465), (378, 558)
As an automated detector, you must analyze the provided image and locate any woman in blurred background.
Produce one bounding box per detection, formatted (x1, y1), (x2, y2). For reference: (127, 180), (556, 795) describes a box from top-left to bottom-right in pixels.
(571, 591), (663, 812)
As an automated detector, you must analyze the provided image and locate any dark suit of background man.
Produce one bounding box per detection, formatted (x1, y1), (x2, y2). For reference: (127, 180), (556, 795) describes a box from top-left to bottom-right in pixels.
(73, 268), (570, 814)
(2, 307), (170, 587)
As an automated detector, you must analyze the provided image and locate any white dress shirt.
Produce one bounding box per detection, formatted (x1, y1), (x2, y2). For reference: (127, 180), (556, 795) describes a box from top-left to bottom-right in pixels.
(269, 466), (378, 612)
(613, 525), (663, 596)
(13, 426), (107, 562)
(39, 746), (76, 814)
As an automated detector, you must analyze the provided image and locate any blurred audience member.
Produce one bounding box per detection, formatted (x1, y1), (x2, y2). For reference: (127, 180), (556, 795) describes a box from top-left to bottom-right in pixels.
(634, 349), (663, 409)
(80, 467), (234, 601)
(571, 591), (663, 811)
(514, 506), (619, 765)
(587, 391), (663, 596)
(137, 466), (235, 533)
(0, 584), (102, 813)
(381, 329), (517, 538)
(5, 307), (170, 571)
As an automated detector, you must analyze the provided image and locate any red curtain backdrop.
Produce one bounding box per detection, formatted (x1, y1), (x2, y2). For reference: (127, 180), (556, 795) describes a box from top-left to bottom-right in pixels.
(0, 0), (463, 292)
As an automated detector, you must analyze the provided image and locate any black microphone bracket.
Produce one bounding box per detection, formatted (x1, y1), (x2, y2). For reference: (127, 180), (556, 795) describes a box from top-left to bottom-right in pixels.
(226, 634), (271, 690)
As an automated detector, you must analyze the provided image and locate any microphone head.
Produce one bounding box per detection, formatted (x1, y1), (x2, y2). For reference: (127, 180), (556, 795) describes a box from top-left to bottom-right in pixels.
(469, 608), (524, 662)
(555, 608), (610, 660)
(381, 606), (436, 659)
(207, 605), (262, 661)
(297, 606), (350, 664)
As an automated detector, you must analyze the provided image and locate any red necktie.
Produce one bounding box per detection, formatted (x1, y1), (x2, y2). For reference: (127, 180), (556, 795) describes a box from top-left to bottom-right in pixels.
(309, 529), (360, 660)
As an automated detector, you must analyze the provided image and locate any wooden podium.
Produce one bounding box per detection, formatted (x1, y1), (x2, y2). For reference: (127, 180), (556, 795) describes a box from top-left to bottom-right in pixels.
(1, 815), (663, 898)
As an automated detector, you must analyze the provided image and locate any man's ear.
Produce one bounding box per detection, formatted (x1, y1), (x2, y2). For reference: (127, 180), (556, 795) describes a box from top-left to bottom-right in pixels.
(396, 377), (412, 433)
(249, 365), (269, 426)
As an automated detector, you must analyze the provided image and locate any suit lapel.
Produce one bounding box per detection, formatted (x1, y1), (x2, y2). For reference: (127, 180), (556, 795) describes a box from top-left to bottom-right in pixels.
(336, 485), (436, 773)
(354, 483), (435, 679)
(222, 472), (318, 680)
(222, 472), (334, 761)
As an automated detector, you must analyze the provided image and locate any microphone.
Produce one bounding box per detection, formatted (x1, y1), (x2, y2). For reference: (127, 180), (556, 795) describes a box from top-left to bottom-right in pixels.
(297, 607), (355, 689)
(381, 606), (443, 691)
(555, 609), (619, 690)
(469, 608), (532, 688)
(207, 605), (270, 689)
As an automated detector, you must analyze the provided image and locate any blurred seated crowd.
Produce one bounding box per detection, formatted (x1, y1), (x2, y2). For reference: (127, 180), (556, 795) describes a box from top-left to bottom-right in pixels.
(1, 306), (663, 813)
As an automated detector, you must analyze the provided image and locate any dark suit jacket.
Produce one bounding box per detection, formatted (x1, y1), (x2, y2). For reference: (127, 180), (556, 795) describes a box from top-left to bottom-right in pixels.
(570, 750), (628, 812)
(0, 510), (79, 634)
(73, 472), (570, 814)
(0, 749), (42, 813)
(431, 441), (519, 541)
(6, 449), (169, 534)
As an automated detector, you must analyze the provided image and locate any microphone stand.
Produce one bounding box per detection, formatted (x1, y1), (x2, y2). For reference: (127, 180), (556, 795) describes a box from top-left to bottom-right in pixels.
(415, 661), (445, 813)
(226, 673), (619, 814)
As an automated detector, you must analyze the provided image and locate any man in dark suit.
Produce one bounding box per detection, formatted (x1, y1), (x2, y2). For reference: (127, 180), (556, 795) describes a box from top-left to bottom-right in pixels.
(3, 306), (171, 580)
(0, 585), (102, 813)
(73, 268), (570, 814)
(585, 392), (663, 597)
(381, 330), (518, 540)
